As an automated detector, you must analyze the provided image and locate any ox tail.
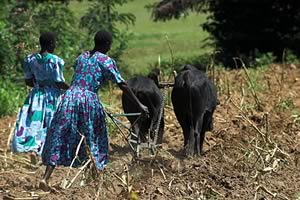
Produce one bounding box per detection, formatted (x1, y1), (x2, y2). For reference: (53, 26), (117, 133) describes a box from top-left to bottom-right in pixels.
(183, 74), (194, 129)
(184, 74), (196, 155)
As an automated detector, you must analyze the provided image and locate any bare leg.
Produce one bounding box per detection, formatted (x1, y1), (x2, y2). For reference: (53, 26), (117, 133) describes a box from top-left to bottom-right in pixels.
(39, 165), (55, 191)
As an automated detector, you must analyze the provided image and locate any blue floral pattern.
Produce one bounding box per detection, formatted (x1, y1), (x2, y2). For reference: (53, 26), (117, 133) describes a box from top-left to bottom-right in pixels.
(42, 51), (124, 170)
(12, 53), (65, 155)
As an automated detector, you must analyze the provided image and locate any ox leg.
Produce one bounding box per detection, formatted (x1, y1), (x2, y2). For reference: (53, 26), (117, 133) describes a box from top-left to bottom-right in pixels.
(198, 112), (213, 155)
(157, 119), (164, 144)
(132, 123), (142, 156)
(179, 118), (190, 155)
(149, 118), (155, 142)
(185, 125), (195, 157)
(175, 110), (193, 156)
(150, 108), (161, 143)
(182, 125), (189, 147)
(132, 123), (140, 143)
(199, 129), (206, 155)
(178, 117), (189, 147)
(194, 118), (204, 156)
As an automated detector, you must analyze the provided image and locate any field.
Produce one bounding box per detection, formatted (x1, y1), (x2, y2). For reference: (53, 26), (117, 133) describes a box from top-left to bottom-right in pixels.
(1, 1), (300, 200)
(1, 64), (300, 199)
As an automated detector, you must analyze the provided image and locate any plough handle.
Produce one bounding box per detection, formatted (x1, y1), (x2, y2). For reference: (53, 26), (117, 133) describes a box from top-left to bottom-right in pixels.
(110, 112), (141, 117)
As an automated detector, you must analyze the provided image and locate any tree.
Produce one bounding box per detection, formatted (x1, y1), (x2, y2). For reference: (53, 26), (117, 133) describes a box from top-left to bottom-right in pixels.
(33, 2), (80, 62)
(148, 0), (205, 22)
(1, 0), (80, 75)
(0, 2), (17, 75)
(79, 0), (136, 62)
(150, 0), (300, 67)
(0, 0), (81, 116)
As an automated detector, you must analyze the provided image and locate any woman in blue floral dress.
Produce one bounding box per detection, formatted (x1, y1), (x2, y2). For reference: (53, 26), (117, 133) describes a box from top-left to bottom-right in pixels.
(12, 32), (68, 159)
(39, 30), (148, 191)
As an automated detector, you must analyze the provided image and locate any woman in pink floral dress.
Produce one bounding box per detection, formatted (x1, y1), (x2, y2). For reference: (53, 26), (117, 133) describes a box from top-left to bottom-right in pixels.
(39, 30), (148, 191)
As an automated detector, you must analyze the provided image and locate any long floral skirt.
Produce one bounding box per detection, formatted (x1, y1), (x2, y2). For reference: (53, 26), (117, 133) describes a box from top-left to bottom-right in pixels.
(12, 87), (62, 155)
(42, 87), (108, 170)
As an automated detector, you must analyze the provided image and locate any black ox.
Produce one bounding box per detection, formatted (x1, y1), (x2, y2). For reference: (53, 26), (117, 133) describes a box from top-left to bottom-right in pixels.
(122, 70), (164, 145)
(171, 65), (218, 156)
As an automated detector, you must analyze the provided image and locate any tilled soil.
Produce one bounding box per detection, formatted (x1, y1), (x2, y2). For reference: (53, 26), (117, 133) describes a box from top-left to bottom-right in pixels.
(0, 64), (300, 200)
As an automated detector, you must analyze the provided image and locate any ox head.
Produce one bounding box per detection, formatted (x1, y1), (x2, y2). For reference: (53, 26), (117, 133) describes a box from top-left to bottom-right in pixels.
(147, 68), (161, 87)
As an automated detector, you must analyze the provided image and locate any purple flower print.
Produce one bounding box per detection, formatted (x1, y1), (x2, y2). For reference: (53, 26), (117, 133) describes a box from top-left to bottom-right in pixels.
(16, 126), (24, 136)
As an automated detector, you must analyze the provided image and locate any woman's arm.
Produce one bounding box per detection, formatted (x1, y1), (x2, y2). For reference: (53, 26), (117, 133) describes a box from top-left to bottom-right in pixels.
(117, 82), (149, 114)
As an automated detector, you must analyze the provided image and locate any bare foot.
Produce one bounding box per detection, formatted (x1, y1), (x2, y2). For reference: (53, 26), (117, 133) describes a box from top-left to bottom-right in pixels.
(39, 179), (51, 192)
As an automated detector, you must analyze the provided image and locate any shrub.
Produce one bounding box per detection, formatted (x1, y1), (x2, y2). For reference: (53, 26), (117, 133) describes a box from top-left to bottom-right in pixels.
(283, 49), (300, 64)
(251, 51), (276, 68)
(148, 53), (212, 77)
(0, 79), (27, 117)
(150, 0), (300, 67)
(79, 0), (136, 62)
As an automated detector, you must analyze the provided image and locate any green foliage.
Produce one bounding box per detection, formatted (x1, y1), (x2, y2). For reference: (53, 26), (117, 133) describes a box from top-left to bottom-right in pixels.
(0, 79), (27, 117)
(249, 50), (300, 68)
(246, 69), (266, 93)
(150, 0), (300, 67)
(7, 2), (40, 73)
(2, 1), (81, 77)
(105, 117), (119, 138)
(70, 0), (211, 76)
(33, 2), (81, 64)
(118, 0), (210, 75)
(79, 0), (136, 62)
(202, 0), (300, 67)
(283, 49), (300, 64)
(276, 97), (296, 112)
(100, 101), (120, 137)
(252, 51), (276, 68)
(291, 111), (300, 125)
(0, 1), (37, 75)
(0, 0), (211, 117)
(149, 54), (212, 76)
(0, 1), (82, 117)
(80, 0), (135, 34)
(148, 0), (206, 21)
(0, 19), (16, 76)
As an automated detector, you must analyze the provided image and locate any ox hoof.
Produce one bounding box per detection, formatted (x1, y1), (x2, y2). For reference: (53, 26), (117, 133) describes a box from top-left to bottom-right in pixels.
(184, 146), (194, 158)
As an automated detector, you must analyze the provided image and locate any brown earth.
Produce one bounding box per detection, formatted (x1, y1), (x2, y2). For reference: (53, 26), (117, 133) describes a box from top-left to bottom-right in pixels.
(1, 64), (300, 200)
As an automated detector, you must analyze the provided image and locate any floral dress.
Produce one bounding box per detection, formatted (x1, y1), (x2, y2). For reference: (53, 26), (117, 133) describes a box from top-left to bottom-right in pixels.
(42, 51), (124, 170)
(12, 53), (66, 155)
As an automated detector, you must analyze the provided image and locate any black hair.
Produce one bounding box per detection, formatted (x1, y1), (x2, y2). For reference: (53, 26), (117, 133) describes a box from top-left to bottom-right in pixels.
(39, 32), (56, 48)
(94, 30), (112, 46)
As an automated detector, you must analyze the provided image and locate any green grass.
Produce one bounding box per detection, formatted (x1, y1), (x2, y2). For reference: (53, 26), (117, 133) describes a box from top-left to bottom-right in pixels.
(69, 0), (211, 75)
